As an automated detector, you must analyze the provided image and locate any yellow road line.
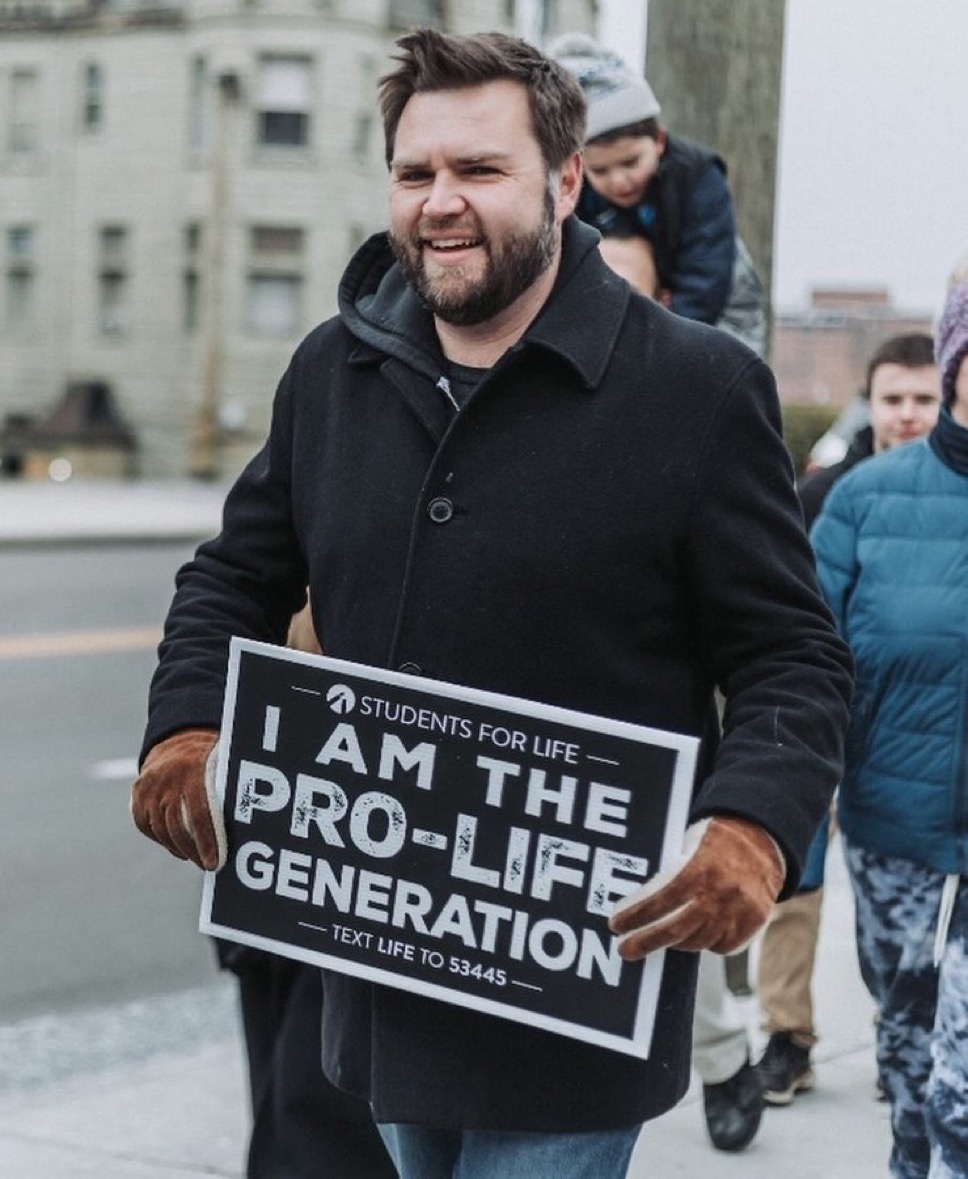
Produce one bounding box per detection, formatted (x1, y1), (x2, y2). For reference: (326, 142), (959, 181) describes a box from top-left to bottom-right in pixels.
(0, 626), (163, 661)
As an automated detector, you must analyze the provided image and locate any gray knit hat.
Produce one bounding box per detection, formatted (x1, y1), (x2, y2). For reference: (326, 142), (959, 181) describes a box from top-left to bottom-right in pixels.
(549, 33), (661, 141)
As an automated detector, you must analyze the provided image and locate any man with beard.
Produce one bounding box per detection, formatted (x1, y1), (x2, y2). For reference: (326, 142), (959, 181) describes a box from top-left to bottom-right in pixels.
(131, 29), (851, 1179)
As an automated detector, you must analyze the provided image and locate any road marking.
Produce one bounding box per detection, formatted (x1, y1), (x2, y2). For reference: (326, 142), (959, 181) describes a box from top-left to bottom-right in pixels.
(91, 757), (141, 781)
(0, 626), (162, 662)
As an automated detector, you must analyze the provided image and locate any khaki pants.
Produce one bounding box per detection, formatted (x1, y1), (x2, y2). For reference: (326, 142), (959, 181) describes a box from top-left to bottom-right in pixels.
(757, 887), (823, 1049)
(692, 950), (751, 1084)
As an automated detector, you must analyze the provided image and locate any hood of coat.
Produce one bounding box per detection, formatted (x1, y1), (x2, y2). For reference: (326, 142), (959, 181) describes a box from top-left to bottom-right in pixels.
(335, 215), (633, 390)
(843, 423), (875, 465)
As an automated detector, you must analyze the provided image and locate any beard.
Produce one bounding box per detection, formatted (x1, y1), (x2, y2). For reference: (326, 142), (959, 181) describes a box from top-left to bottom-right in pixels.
(389, 187), (558, 327)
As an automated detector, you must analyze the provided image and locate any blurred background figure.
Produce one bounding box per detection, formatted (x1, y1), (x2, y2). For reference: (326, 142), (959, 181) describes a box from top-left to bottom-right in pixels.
(218, 942), (395, 1179)
(800, 334), (940, 521)
(552, 33), (766, 358)
(599, 225), (763, 1154)
(598, 227), (670, 306)
(216, 594), (395, 1179)
(808, 277), (968, 1177)
(756, 333), (940, 1109)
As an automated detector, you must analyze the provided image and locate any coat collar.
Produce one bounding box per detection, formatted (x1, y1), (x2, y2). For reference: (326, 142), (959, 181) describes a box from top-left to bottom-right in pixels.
(340, 217), (632, 393)
(520, 216), (631, 391)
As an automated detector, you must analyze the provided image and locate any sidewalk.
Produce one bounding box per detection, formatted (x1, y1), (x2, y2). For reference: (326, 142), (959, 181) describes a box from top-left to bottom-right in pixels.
(0, 982), (248, 1179)
(0, 477), (227, 546)
(628, 845), (892, 1177)
(0, 851), (890, 1178)
(0, 477), (893, 1177)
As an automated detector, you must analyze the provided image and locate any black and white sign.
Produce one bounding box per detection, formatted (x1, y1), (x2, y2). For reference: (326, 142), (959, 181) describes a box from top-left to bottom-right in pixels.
(200, 639), (698, 1058)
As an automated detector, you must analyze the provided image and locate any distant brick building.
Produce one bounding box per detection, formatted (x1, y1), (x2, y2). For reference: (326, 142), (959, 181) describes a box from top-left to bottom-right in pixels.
(771, 287), (934, 408)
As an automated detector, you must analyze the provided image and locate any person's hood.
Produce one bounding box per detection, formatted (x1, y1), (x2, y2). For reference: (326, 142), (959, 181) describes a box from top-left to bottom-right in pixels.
(337, 230), (444, 381)
(844, 423), (875, 464)
(336, 216), (631, 387)
(929, 403), (968, 476)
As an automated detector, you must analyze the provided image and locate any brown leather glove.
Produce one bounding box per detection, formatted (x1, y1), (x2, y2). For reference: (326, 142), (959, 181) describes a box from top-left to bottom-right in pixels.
(131, 728), (225, 871)
(608, 816), (784, 960)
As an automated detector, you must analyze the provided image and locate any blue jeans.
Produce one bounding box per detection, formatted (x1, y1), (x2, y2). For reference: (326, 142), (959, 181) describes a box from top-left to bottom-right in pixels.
(377, 1123), (642, 1178)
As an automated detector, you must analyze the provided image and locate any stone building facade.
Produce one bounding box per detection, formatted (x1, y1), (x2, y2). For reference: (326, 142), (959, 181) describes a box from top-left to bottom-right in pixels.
(0, 0), (595, 478)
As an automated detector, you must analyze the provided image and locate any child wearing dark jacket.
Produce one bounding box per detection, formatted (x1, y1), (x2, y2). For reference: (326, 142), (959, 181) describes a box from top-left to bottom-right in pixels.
(552, 34), (766, 357)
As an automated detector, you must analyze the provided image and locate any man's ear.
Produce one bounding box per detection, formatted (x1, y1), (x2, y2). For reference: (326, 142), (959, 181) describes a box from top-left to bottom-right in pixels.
(557, 151), (584, 219)
(656, 127), (668, 156)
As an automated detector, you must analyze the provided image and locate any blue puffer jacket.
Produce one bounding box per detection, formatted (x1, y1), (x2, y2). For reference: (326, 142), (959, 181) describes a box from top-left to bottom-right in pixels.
(811, 406), (968, 873)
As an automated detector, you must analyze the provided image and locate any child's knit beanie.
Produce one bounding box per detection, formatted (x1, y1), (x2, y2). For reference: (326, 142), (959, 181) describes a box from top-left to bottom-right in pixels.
(936, 278), (968, 405)
(549, 34), (661, 141)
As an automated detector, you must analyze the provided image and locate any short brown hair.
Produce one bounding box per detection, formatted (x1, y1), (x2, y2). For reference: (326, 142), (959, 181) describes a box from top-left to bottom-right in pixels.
(864, 333), (936, 398)
(378, 28), (586, 172)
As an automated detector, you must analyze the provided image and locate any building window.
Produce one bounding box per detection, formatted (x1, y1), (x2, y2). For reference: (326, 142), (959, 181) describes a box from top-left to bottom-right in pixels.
(4, 226), (35, 332)
(183, 222), (203, 332)
(351, 110), (373, 163)
(185, 221), (202, 254)
(9, 68), (39, 156)
(97, 225), (130, 337)
(183, 270), (200, 333)
(81, 63), (104, 132)
(512, 0), (553, 41)
(247, 275), (301, 337)
(347, 222), (368, 258)
(189, 55), (211, 154)
(388, 0), (447, 29)
(251, 226), (303, 254)
(351, 53), (376, 164)
(246, 225), (304, 338)
(256, 57), (312, 148)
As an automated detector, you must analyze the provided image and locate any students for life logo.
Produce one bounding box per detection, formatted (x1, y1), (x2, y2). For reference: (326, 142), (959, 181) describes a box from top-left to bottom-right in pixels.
(326, 683), (357, 715)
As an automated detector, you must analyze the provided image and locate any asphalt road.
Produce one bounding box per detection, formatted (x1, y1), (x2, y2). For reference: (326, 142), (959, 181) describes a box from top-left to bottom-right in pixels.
(0, 543), (221, 1026)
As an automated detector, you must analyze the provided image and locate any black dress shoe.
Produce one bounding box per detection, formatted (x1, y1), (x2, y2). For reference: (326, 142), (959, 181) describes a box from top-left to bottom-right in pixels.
(702, 1059), (764, 1152)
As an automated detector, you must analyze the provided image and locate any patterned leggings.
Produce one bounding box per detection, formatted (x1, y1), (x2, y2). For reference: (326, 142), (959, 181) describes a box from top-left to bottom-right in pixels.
(844, 840), (968, 1179)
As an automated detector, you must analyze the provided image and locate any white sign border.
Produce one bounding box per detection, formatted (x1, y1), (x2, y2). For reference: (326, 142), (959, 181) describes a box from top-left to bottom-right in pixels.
(200, 637), (699, 1059)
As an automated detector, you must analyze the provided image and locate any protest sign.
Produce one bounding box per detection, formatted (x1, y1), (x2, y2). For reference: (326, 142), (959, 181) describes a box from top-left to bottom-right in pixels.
(200, 638), (698, 1058)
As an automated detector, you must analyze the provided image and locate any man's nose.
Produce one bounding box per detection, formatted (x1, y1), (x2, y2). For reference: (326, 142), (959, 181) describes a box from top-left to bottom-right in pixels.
(423, 172), (466, 217)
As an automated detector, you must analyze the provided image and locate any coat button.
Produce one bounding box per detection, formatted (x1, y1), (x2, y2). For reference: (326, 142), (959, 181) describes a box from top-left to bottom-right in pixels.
(398, 661), (422, 675)
(427, 496), (454, 523)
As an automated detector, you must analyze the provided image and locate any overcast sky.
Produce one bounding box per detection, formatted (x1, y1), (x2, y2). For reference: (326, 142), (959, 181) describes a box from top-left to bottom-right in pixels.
(599, 0), (968, 317)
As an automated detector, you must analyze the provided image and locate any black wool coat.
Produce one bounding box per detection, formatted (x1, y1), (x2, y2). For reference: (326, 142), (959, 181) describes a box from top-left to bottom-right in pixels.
(144, 217), (852, 1132)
